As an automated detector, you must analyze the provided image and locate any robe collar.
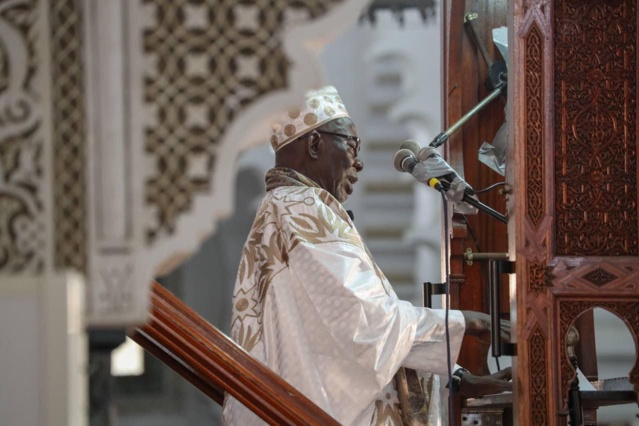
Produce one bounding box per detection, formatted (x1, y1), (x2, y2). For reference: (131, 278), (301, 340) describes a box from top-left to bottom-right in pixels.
(265, 167), (321, 192)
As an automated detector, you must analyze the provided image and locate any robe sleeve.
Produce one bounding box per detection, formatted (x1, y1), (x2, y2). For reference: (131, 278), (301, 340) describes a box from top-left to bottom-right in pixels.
(278, 193), (465, 391)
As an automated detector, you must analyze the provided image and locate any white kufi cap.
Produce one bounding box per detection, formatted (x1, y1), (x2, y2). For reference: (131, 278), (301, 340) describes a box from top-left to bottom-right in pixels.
(270, 85), (350, 151)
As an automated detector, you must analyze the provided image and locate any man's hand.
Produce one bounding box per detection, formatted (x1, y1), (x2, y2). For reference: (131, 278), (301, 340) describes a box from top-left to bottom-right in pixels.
(461, 310), (510, 345)
(458, 367), (512, 398)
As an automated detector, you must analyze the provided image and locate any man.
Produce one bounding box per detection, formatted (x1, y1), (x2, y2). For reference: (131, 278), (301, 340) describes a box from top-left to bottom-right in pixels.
(222, 86), (510, 425)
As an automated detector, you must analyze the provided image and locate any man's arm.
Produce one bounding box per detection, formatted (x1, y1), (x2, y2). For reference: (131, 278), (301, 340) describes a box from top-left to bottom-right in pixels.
(453, 312), (512, 398)
(457, 367), (512, 398)
(461, 310), (511, 345)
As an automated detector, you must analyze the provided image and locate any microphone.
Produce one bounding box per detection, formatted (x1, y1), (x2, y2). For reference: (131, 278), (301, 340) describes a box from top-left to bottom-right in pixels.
(417, 146), (507, 222)
(400, 139), (421, 156)
(417, 146), (474, 197)
(393, 148), (419, 173)
(392, 139), (422, 173)
(413, 147), (479, 215)
(394, 143), (473, 206)
(394, 140), (508, 223)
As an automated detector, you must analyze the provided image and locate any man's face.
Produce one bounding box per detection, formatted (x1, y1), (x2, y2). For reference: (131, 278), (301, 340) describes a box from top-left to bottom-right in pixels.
(314, 119), (364, 202)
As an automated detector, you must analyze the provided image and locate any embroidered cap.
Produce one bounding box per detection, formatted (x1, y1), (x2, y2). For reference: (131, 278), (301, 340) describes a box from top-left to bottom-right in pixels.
(270, 85), (350, 151)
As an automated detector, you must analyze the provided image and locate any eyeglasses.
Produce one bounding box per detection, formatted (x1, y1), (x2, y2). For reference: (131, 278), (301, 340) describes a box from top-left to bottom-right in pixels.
(316, 130), (361, 154)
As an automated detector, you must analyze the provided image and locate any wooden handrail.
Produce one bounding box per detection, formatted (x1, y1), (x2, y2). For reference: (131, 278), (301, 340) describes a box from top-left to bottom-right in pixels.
(130, 281), (340, 426)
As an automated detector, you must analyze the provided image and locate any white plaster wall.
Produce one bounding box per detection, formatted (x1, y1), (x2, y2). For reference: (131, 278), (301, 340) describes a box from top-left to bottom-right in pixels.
(0, 285), (42, 426)
(0, 275), (86, 426)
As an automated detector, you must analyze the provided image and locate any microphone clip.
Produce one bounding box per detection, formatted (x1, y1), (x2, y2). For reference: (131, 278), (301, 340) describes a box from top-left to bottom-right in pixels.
(428, 178), (445, 192)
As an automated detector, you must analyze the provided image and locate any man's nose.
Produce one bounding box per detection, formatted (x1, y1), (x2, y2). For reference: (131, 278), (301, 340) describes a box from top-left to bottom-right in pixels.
(354, 158), (364, 171)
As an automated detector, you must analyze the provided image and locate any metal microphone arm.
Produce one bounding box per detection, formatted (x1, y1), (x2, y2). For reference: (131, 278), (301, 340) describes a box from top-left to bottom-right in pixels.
(461, 194), (507, 223)
(430, 82), (506, 148)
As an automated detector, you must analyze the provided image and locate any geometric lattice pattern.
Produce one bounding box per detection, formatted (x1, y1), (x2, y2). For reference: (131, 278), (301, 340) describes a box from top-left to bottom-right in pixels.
(0, 0), (45, 272)
(554, 0), (638, 256)
(142, 0), (341, 243)
(582, 267), (618, 287)
(50, 0), (87, 273)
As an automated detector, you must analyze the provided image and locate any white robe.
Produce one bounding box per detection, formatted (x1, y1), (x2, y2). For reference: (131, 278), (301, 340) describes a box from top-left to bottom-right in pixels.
(222, 181), (465, 425)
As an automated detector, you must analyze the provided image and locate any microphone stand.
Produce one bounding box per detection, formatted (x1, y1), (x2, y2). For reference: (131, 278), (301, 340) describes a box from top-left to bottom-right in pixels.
(426, 81), (508, 223)
(437, 180), (508, 223)
(461, 195), (507, 224)
(430, 82), (506, 148)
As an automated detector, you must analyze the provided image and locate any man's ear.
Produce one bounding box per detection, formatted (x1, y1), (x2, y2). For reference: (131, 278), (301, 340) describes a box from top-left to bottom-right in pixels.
(307, 131), (321, 159)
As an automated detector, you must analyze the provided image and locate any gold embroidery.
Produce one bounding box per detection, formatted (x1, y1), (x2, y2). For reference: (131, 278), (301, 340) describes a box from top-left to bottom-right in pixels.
(232, 205), (286, 351)
(423, 374), (434, 405)
(232, 170), (381, 366)
(395, 367), (430, 425)
(236, 323), (262, 352)
(235, 298), (249, 311)
(287, 198), (362, 250)
(372, 398), (402, 425)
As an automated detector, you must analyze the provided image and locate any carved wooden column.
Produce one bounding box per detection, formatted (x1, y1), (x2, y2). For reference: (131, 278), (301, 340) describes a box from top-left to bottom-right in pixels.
(512, 0), (639, 424)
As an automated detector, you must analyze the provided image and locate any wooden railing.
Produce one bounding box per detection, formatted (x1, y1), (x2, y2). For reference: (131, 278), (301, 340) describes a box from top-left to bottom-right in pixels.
(130, 281), (340, 426)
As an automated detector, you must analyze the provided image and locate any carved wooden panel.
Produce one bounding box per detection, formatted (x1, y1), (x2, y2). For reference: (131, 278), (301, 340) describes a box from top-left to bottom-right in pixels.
(530, 324), (549, 425)
(528, 259), (551, 293)
(515, 0), (639, 423)
(525, 23), (545, 229)
(514, 0), (553, 423)
(549, 260), (639, 295)
(554, 0), (637, 257)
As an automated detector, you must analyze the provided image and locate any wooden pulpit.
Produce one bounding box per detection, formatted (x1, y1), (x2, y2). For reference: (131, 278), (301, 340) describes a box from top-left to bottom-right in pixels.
(442, 0), (639, 424)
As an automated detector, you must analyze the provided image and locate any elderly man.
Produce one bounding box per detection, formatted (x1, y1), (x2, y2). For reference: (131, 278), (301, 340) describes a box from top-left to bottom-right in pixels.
(222, 86), (510, 425)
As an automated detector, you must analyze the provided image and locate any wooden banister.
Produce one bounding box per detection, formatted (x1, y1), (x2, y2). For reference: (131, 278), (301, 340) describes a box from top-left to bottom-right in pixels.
(130, 281), (340, 426)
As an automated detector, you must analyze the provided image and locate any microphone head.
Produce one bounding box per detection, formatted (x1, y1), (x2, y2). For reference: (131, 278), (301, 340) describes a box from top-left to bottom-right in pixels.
(400, 139), (421, 155)
(393, 148), (416, 173)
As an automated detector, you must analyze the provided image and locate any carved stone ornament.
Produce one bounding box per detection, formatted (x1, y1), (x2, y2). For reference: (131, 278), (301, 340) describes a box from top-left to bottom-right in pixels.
(0, 0), (89, 275)
(0, 0), (45, 273)
(51, 0), (88, 273)
(84, 0), (369, 325)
